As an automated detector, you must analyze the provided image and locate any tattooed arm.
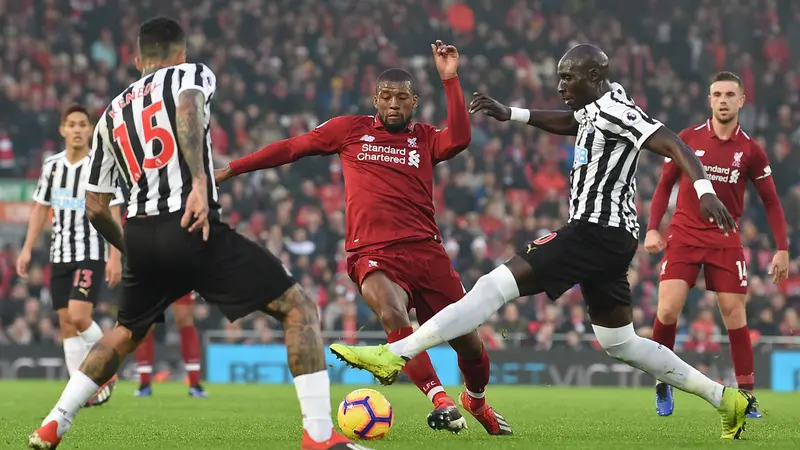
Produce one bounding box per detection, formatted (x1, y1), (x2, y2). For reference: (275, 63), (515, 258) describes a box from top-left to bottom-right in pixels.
(86, 191), (126, 255)
(176, 90), (207, 181)
(263, 284), (326, 376)
(176, 89), (211, 238)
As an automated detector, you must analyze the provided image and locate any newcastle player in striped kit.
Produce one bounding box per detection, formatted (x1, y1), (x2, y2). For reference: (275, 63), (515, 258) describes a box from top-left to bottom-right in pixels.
(29, 17), (369, 450)
(17, 105), (123, 407)
(330, 44), (758, 440)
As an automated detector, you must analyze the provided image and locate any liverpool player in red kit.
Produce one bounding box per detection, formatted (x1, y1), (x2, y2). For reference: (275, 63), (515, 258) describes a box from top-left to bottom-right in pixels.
(646, 72), (789, 418)
(134, 292), (206, 398)
(216, 41), (510, 435)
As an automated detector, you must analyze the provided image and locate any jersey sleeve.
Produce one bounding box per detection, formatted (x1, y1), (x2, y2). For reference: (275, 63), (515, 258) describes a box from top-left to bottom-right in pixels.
(229, 116), (349, 175)
(595, 102), (663, 149)
(647, 156), (681, 231)
(747, 140), (773, 181)
(748, 139), (789, 250)
(85, 119), (120, 195)
(109, 185), (126, 207)
(177, 63), (216, 102)
(32, 158), (56, 205)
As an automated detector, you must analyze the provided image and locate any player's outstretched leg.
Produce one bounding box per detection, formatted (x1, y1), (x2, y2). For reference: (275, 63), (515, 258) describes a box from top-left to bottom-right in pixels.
(330, 260), (523, 383)
(717, 292), (761, 419)
(590, 304), (757, 440)
(650, 279), (690, 417)
(69, 299), (115, 407)
(28, 325), (139, 449)
(264, 285), (372, 450)
(173, 296), (206, 398)
(134, 328), (155, 397)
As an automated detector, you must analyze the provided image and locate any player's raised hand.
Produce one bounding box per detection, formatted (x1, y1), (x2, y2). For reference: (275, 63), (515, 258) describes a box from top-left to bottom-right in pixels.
(182, 180), (210, 241)
(768, 250), (790, 284)
(699, 193), (737, 235)
(469, 92), (512, 121)
(644, 230), (664, 254)
(431, 40), (459, 80)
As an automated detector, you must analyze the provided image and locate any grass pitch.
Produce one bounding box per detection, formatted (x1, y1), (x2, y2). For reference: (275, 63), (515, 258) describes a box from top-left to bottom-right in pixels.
(0, 381), (798, 449)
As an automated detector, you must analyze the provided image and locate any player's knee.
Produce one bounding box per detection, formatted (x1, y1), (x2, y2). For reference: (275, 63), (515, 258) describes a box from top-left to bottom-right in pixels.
(173, 307), (194, 329)
(58, 312), (78, 338)
(448, 332), (484, 358)
(656, 298), (683, 325)
(592, 323), (637, 359)
(719, 298), (747, 329)
(376, 302), (410, 331)
(68, 307), (92, 331)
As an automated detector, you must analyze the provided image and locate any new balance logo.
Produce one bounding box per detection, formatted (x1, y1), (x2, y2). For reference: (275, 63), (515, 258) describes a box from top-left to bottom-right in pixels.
(661, 260), (667, 275)
(695, 150), (705, 157)
(360, 134), (375, 142)
(368, 260), (378, 268)
(408, 150), (420, 168)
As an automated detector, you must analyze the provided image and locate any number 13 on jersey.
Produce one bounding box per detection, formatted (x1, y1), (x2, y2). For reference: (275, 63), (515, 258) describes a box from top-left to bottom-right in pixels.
(113, 100), (176, 183)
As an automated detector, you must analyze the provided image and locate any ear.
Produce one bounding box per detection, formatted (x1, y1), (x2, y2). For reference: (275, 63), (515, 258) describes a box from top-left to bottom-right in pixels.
(739, 93), (746, 107)
(588, 68), (600, 82)
(59, 124), (67, 139)
(373, 95), (378, 109)
(413, 94), (419, 109)
(135, 55), (142, 72)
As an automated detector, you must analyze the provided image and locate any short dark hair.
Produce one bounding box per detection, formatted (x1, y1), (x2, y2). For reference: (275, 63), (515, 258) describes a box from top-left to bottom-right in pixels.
(376, 68), (415, 93)
(61, 104), (90, 125)
(138, 16), (186, 60)
(711, 71), (743, 88)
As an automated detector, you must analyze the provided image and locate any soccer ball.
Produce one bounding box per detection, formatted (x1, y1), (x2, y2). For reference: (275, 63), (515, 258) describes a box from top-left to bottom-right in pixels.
(337, 388), (394, 440)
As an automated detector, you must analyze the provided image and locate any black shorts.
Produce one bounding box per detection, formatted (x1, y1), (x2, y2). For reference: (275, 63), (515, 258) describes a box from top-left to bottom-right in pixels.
(50, 260), (106, 310)
(517, 221), (638, 315)
(119, 212), (295, 340)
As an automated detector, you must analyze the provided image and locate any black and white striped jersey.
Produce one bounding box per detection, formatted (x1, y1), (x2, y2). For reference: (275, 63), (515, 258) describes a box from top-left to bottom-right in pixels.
(85, 63), (220, 219)
(569, 82), (663, 239)
(33, 151), (124, 263)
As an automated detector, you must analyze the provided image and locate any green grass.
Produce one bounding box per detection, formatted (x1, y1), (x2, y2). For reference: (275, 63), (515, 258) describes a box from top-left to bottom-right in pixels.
(1, 381), (798, 449)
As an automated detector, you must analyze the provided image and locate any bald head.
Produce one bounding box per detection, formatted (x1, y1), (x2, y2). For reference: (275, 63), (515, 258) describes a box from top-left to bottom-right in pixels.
(557, 44), (611, 110)
(560, 44), (609, 78)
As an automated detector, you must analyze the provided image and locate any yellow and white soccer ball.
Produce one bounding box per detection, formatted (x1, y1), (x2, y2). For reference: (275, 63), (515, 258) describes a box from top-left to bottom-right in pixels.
(337, 388), (394, 440)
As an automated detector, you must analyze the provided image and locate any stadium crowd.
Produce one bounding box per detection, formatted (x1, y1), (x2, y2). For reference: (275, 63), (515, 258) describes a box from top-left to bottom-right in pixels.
(0, 0), (798, 351)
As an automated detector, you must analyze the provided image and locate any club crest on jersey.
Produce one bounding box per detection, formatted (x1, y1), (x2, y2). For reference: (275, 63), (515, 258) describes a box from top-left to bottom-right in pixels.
(407, 137), (417, 148)
(732, 151), (743, 168)
(621, 108), (641, 126)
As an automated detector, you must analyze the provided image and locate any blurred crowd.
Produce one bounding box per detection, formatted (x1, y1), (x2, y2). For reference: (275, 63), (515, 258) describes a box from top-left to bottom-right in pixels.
(0, 0), (798, 351)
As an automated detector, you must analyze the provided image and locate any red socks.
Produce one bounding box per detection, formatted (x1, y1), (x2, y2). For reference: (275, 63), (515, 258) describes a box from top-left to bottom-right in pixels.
(135, 331), (155, 386)
(388, 327), (444, 403)
(727, 326), (755, 391)
(651, 317), (677, 350)
(135, 326), (202, 386)
(458, 344), (490, 408)
(180, 325), (202, 386)
(653, 318), (755, 391)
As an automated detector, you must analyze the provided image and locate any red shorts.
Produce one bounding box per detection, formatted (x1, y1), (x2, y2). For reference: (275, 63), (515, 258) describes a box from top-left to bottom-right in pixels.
(659, 243), (748, 294)
(347, 240), (466, 324)
(173, 292), (196, 306)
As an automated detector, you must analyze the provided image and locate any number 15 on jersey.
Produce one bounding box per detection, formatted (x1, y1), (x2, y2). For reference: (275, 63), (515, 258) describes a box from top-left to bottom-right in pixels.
(113, 100), (176, 183)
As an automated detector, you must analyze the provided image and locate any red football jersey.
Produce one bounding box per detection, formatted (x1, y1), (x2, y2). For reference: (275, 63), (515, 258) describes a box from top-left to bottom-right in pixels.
(657, 120), (772, 248)
(229, 77), (470, 252)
